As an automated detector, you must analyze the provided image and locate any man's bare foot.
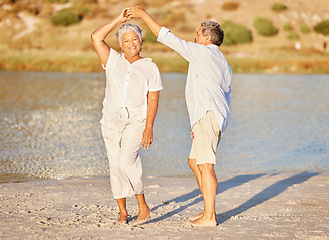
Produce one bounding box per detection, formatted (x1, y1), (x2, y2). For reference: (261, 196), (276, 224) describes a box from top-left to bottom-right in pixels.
(188, 212), (217, 222)
(188, 212), (203, 221)
(189, 215), (217, 227)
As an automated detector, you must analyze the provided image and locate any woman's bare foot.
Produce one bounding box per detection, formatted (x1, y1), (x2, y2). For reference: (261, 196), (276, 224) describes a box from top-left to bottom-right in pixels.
(132, 206), (151, 225)
(136, 206), (151, 222)
(117, 213), (128, 224)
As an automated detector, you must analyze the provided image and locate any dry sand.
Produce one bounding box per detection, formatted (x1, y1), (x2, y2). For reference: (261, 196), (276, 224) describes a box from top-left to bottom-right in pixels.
(1, 172), (328, 239)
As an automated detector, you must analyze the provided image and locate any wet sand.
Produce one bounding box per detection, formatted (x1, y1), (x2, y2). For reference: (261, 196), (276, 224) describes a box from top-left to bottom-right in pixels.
(1, 172), (328, 239)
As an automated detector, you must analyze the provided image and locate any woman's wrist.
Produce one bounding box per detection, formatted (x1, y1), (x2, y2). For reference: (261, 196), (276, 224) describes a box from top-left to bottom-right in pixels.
(144, 125), (153, 130)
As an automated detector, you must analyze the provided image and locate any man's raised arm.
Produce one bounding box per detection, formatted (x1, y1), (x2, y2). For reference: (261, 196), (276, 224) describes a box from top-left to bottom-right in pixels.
(126, 7), (162, 37)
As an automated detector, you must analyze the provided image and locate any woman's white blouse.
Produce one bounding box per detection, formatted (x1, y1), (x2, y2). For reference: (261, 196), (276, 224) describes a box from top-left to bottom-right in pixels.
(102, 48), (163, 117)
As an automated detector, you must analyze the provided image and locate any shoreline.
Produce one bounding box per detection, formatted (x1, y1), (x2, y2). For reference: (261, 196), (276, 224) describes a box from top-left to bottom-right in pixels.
(1, 172), (328, 239)
(1, 50), (329, 74)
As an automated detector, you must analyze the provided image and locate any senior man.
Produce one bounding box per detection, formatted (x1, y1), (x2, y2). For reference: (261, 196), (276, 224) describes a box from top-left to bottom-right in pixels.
(126, 7), (232, 227)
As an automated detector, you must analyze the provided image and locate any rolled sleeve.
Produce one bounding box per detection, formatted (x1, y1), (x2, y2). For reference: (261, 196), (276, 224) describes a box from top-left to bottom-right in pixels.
(157, 27), (204, 63)
(149, 77), (163, 92)
(149, 63), (163, 92)
(102, 48), (119, 70)
(157, 27), (170, 42)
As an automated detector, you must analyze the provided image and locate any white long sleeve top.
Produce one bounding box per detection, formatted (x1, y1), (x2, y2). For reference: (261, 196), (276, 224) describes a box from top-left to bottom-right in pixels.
(157, 27), (232, 135)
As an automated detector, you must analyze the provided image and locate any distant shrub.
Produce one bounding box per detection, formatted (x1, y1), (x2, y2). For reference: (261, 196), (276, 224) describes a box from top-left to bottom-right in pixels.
(76, 7), (89, 17)
(253, 17), (278, 36)
(43, 0), (69, 3)
(70, 0), (101, 19)
(299, 23), (310, 34)
(271, 3), (287, 12)
(283, 22), (293, 31)
(286, 31), (299, 40)
(221, 20), (252, 45)
(51, 9), (80, 26)
(143, 30), (158, 43)
(221, 2), (239, 11)
(313, 20), (329, 35)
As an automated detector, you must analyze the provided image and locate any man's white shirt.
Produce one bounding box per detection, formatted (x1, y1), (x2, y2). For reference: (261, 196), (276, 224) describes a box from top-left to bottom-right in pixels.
(157, 27), (232, 135)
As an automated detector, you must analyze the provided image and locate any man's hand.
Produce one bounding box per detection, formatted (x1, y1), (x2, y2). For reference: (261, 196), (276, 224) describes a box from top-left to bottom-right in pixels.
(141, 128), (153, 149)
(125, 6), (162, 37)
(126, 6), (146, 19)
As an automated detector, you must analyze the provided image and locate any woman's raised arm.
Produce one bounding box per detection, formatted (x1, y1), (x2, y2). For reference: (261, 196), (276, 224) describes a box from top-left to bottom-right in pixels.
(91, 9), (131, 66)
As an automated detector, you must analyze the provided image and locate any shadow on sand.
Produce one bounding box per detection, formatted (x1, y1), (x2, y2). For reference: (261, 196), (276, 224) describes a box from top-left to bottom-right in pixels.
(147, 172), (320, 225)
(217, 172), (320, 224)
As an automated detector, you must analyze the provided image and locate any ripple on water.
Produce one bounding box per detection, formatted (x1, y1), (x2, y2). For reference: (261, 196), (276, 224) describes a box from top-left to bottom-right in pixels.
(0, 72), (328, 182)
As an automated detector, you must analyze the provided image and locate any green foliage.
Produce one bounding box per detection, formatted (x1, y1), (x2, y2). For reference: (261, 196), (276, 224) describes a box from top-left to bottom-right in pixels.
(143, 30), (158, 43)
(286, 31), (299, 40)
(271, 3), (287, 12)
(313, 20), (329, 35)
(51, 9), (80, 26)
(70, 0), (103, 19)
(43, 0), (69, 3)
(253, 17), (278, 36)
(299, 23), (310, 34)
(221, 20), (252, 45)
(283, 22), (293, 31)
(221, 2), (239, 11)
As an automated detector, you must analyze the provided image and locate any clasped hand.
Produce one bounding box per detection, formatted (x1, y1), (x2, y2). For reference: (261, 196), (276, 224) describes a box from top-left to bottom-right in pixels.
(119, 6), (145, 22)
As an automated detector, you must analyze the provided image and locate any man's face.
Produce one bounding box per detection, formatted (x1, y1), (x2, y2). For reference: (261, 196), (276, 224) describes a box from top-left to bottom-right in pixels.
(194, 26), (210, 45)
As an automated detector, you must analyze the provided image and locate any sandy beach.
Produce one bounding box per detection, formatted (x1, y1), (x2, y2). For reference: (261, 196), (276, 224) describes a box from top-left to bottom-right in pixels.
(0, 172), (328, 239)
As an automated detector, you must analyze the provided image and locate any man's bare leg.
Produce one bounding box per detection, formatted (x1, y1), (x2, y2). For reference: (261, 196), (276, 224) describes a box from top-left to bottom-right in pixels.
(116, 198), (128, 224)
(190, 163), (217, 227)
(188, 158), (204, 221)
(135, 193), (151, 223)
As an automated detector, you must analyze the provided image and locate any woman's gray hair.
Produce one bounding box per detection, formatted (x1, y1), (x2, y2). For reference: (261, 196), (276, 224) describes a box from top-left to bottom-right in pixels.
(116, 24), (143, 45)
(201, 21), (224, 46)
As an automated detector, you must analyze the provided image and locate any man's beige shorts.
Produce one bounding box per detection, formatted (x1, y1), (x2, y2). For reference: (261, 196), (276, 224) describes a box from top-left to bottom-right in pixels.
(189, 111), (221, 165)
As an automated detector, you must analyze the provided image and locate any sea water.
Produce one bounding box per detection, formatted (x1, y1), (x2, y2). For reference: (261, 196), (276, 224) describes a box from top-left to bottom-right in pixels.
(0, 72), (328, 182)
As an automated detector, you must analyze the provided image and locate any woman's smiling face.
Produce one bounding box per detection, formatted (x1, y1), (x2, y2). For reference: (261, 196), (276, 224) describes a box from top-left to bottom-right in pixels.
(121, 30), (142, 57)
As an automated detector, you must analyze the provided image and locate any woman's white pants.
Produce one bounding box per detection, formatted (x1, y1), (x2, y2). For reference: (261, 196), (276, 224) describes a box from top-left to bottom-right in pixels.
(101, 107), (145, 199)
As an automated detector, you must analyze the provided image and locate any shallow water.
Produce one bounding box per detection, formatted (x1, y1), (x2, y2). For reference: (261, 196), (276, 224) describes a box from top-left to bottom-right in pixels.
(0, 72), (328, 182)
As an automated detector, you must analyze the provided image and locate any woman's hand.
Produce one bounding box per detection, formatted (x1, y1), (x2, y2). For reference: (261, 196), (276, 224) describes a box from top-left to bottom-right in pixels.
(141, 127), (153, 149)
(118, 8), (132, 23)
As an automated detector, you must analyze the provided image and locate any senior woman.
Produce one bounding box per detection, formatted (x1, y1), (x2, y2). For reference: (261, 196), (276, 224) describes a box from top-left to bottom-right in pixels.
(91, 9), (162, 224)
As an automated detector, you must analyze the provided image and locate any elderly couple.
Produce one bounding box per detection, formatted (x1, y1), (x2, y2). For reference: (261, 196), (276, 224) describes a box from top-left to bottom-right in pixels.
(91, 6), (231, 227)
